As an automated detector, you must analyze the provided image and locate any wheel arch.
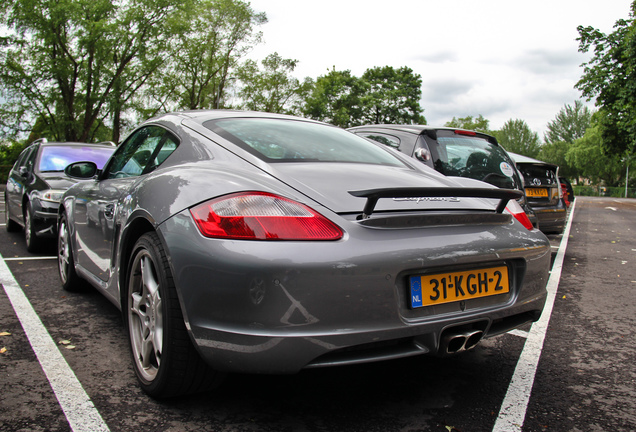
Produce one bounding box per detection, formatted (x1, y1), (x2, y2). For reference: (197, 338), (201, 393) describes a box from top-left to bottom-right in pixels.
(21, 193), (29, 219)
(118, 215), (158, 307)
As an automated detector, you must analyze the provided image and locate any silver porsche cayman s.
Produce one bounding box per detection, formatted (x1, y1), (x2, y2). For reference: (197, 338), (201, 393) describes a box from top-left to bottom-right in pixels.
(57, 110), (550, 398)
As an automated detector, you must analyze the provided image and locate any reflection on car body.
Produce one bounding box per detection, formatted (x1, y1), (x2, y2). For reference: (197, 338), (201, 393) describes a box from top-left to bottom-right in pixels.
(4, 139), (116, 251)
(58, 111), (551, 398)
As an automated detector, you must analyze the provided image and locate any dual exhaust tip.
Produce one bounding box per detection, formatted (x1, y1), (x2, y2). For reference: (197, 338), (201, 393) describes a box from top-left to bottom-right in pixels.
(440, 329), (484, 354)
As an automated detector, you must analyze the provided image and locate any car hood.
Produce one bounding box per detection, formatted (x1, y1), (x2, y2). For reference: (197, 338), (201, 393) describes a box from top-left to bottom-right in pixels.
(37, 172), (78, 190)
(268, 162), (499, 214)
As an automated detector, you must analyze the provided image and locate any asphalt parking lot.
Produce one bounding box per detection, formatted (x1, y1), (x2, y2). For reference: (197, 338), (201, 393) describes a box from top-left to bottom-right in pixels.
(1, 196), (635, 432)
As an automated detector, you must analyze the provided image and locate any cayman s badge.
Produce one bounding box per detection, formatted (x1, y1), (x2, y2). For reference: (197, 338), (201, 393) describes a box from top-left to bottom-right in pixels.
(393, 197), (461, 204)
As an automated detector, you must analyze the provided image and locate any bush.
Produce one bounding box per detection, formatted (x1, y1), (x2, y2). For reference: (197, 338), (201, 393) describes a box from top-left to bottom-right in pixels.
(0, 141), (27, 183)
(574, 185), (636, 198)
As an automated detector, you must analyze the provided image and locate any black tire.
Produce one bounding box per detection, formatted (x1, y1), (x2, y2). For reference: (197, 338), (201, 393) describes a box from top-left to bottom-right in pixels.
(57, 213), (85, 292)
(4, 195), (20, 232)
(124, 232), (223, 398)
(24, 202), (43, 253)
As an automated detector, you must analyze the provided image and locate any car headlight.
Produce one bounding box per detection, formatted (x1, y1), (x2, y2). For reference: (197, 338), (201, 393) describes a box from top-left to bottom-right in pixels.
(35, 189), (65, 203)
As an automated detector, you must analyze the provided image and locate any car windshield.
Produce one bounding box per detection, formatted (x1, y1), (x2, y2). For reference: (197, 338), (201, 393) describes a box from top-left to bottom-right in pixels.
(433, 135), (517, 188)
(205, 118), (405, 166)
(517, 164), (557, 186)
(38, 146), (115, 172)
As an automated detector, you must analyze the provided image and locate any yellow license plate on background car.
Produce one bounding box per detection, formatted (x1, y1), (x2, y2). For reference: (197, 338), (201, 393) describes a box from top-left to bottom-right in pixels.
(409, 266), (509, 308)
(525, 188), (548, 197)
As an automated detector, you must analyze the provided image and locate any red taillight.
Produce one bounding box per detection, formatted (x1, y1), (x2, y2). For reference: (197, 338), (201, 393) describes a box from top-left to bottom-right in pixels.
(190, 192), (343, 240)
(505, 200), (534, 231)
(454, 129), (477, 136)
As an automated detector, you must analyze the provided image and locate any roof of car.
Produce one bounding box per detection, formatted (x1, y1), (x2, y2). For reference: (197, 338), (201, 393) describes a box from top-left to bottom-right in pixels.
(158, 109), (325, 124)
(508, 152), (558, 169)
(347, 124), (499, 143)
(33, 139), (117, 148)
(348, 124), (458, 134)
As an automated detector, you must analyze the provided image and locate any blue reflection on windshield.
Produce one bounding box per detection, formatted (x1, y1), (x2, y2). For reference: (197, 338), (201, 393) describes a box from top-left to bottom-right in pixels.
(39, 146), (115, 172)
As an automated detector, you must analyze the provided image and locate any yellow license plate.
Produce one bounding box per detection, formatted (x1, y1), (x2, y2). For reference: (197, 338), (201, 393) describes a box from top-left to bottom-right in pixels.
(409, 266), (509, 308)
(525, 188), (548, 197)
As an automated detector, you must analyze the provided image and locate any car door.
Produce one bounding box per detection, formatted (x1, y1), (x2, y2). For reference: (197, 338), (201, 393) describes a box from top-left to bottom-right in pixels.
(72, 126), (179, 284)
(6, 144), (38, 224)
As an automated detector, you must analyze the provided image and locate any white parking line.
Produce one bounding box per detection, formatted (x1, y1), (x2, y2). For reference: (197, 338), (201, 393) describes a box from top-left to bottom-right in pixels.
(492, 200), (576, 432)
(3, 256), (57, 261)
(0, 254), (110, 432)
(507, 329), (529, 339)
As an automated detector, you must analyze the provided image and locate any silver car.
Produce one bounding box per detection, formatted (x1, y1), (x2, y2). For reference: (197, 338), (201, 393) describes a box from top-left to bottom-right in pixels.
(58, 110), (551, 398)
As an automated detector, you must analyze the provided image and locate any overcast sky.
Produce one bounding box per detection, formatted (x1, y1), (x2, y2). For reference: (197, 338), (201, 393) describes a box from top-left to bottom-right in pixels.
(247, 0), (633, 138)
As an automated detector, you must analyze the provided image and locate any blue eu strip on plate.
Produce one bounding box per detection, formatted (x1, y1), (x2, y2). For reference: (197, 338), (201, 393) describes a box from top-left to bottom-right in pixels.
(410, 277), (423, 308)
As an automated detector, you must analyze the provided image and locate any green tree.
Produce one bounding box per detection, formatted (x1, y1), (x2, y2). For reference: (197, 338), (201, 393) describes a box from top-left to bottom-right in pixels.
(0, 0), (181, 142)
(0, 0), (267, 142)
(566, 117), (626, 186)
(235, 53), (312, 115)
(576, 4), (636, 155)
(302, 66), (426, 128)
(539, 100), (593, 179)
(538, 141), (578, 179)
(141, 0), (266, 115)
(493, 119), (541, 158)
(444, 115), (491, 133)
(360, 66), (426, 125)
(0, 139), (27, 181)
(302, 68), (368, 128)
(544, 100), (593, 144)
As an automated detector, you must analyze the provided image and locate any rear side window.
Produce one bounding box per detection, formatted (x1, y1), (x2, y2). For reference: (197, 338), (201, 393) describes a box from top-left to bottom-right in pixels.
(104, 126), (179, 179)
(14, 145), (36, 171)
(204, 118), (405, 167)
(358, 133), (400, 149)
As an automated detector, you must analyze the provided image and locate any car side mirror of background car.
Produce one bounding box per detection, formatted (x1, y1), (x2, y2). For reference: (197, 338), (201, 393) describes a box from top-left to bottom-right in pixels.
(414, 148), (431, 162)
(65, 161), (98, 179)
(19, 166), (30, 179)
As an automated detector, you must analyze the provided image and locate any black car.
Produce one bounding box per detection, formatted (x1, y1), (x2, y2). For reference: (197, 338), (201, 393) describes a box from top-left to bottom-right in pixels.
(508, 152), (567, 234)
(348, 125), (537, 228)
(5, 138), (116, 251)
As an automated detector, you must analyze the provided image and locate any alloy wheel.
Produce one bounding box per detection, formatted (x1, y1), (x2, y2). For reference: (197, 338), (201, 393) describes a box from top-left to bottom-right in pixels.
(128, 251), (164, 383)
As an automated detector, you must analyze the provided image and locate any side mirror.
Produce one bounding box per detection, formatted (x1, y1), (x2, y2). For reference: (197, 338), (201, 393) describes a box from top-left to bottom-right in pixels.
(414, 148), (431, 162)
(65, 161), (98, 179)
(19, 166), (30, 179)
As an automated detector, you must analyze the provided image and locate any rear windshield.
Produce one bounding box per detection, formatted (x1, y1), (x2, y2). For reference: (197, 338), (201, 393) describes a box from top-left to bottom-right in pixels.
(517, 164), (557, 186)
(204, 118), (405, 166)
(38, 145), (115, 172)
(432, 135), (518, 188)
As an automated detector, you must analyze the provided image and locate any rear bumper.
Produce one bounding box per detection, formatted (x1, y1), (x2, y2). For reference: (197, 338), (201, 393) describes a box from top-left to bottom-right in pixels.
(187, 295), (546, 373)
(534, 207), (566, 234)
(159, 211), (551, 374)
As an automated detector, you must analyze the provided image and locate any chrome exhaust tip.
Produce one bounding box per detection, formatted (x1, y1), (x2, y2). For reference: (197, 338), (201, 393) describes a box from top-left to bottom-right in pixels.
(441, 330), (484, 354)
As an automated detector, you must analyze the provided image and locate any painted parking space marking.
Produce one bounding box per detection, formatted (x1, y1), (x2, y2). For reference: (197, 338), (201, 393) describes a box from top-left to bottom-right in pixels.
(0, 254), (110, 432)
(507, 329), (529, 339)
(492, 200), (576, 432)
(3, 256), (57, 261)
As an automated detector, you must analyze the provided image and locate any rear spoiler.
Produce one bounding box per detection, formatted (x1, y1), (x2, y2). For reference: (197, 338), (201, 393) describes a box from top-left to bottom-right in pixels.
(349, 187), (523, 219)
